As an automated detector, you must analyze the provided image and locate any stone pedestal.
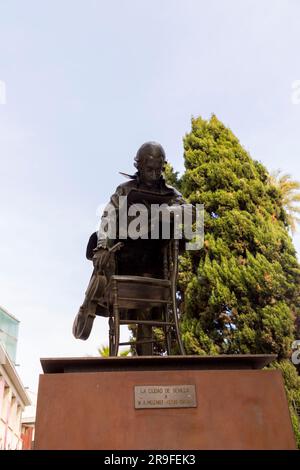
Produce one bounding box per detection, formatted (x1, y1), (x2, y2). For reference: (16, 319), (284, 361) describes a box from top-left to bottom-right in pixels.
(34, 355), (296, 450)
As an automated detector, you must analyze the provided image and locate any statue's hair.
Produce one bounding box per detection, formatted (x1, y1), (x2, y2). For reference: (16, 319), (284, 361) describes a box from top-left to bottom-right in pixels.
(134, 142), (166, 170)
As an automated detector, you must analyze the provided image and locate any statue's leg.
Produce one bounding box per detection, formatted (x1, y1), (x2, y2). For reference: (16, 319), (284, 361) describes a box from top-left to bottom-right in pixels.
(73, 267), (108, 340)
(136, 309), (153, 356)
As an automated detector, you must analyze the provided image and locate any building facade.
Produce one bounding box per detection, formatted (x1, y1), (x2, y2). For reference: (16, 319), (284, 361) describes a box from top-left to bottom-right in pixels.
(0, 306), (30, 450)
(0, 306), (19, 364)
(21, 390), (36, 450)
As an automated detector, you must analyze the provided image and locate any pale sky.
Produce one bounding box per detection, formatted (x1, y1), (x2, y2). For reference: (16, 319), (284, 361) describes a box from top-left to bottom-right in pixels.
(1, 0), (300, 391)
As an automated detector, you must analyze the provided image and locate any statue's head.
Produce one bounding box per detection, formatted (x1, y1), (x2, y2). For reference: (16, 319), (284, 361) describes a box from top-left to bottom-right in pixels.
(134, 142), (166, 187)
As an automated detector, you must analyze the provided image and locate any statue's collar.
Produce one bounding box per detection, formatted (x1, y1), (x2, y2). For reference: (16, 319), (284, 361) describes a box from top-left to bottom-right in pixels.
(119, 172), (167, 190)
(119, 171), (136, 180)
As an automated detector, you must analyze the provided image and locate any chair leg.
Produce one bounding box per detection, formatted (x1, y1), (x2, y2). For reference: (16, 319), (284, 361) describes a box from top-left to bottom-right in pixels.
(171, 241), (185, 356)
(109, 280), (120, 356)
(164, 305), (172, 355)
(109, 315), (115, 356)
(171, 288), (185, 356)
(173, 308), (185, 356)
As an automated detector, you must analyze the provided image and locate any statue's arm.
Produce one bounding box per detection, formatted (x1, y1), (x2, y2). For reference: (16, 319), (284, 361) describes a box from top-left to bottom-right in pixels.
(86, 232), (98, 260)
(96, 184), (125, 249)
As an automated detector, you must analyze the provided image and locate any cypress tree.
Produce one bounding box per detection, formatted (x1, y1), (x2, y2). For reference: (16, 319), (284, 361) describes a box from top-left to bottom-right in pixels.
(171, 115), (300, 444)
(178, 115), (300, 358)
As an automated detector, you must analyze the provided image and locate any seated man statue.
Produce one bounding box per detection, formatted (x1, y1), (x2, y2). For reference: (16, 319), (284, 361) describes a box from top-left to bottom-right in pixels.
(73, 141), (187, 354)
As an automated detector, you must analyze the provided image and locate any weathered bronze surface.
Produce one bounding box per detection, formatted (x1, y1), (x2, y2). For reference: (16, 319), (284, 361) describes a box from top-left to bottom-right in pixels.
(73, 142), (188, 356)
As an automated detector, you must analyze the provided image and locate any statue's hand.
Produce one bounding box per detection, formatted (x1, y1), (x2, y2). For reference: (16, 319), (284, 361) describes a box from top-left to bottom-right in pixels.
(92, 248), (111, 273)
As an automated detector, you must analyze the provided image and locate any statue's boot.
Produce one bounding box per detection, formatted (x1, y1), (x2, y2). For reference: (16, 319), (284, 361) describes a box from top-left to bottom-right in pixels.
(72, 303), (97, 340)
(73, 271), (108, 340)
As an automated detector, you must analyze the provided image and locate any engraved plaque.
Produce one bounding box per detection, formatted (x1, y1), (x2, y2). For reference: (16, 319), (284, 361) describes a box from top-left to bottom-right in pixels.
(134, 385), (197, 409)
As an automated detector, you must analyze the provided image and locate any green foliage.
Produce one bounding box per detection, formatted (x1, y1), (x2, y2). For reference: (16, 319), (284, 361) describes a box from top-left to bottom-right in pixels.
(98, 345), (110, 357)
(178, 115), (300, 358)
(270, 360), (300, 447)
(173, 115), (300, 445)
(163, 162), (182, 190)
(175, 115), (300, 445)
(270, 171), (300, 233)
(98, 345), (130, 357)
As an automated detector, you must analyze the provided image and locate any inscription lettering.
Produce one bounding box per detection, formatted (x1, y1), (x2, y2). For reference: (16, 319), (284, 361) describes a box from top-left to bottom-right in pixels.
(134, 385), (197, 409)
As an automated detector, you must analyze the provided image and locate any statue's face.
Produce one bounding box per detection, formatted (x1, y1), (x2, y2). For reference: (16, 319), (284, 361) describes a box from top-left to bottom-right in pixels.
(140, 157), (163, 187)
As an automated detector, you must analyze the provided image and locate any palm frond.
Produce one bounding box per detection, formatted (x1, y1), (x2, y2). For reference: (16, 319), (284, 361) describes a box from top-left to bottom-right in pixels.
(272, 170), (300, 233)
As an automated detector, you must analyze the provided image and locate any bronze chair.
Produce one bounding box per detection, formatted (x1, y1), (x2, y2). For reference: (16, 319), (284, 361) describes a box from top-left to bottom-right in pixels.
(103, 239), (185, 356)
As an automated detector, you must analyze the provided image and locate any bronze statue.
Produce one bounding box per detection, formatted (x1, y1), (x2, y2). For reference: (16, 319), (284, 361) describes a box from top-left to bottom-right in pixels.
(73, 142), (188, 355)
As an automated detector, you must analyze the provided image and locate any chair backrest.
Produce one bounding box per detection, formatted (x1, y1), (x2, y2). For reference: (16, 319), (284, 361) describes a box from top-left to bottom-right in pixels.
(109, 275), (171, 309)
(115, 238), (178, 280)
